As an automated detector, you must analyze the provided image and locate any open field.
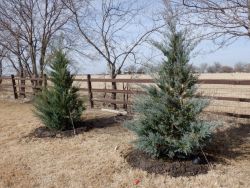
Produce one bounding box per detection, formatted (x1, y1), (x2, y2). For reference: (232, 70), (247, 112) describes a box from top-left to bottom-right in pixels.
(0, 100), (250, 187)
(74, 73), (250, 116)
(2, 73), (250, 115)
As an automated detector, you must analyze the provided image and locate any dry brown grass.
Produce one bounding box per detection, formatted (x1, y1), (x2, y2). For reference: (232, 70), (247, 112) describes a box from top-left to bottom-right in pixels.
(0, 100), (250, 187)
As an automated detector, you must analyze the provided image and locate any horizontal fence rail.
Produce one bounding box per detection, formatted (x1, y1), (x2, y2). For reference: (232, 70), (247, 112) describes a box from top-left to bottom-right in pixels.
(1, 74), (250, 118)
(0, 74), (47, 99)
(198, 79), (250, 85)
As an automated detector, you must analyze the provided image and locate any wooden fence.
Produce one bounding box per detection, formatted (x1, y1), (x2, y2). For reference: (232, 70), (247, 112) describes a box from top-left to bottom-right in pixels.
(1, 74), (250, 118)
(0, 74), (47, 99)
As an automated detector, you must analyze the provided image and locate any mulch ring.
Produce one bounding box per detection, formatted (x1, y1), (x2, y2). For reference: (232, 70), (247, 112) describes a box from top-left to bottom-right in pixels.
(125, 149), (217, 177)
(29, 114), (131, 138)
(30, 126), (88, 138)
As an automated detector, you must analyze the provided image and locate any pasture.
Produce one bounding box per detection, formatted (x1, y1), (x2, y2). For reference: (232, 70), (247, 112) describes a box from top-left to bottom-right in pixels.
(2, 73), (250, 116)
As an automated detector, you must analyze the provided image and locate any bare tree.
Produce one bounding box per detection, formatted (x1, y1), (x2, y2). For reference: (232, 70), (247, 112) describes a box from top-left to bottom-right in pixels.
(64, 0), (164, 108)
(207, 62), (223, 73)
(0, 60), (1, 79)
(244, 63), (250, 72)
(168, 0), (250, 45)
(136, 66), (146, 74)
(0, 48), (5, 83)
(123, 65), (137, 74)
(198, 63), (208, 73)
(0, 0), (71, 84)
(234, 62), (246, 72)
(221, 65), (234, 73)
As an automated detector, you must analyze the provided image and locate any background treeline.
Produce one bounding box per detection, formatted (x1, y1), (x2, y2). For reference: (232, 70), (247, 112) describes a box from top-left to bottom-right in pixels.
(122, 62), (250, 74)
(192, 62), (250, 73)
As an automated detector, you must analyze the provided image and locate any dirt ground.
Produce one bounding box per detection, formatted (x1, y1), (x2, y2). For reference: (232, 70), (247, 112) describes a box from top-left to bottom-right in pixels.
(0, 100), (250, 188)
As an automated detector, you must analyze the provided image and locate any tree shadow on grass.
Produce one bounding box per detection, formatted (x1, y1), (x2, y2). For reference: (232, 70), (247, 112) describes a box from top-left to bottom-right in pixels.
(79, 114), (130, 130)
(125, 122), (250, 177)
(204, 123), (250, 161)
(29, 114), (131, 138)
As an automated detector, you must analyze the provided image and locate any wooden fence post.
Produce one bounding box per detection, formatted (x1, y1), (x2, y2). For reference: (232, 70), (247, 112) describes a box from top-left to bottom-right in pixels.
(87, 74), (94, 108)
(43, 74), (47, 88)
(126, 82), (129, 111)
(11, 74), (18, 99)
(123, 82), (126, 110)
(19, 76), (26, 98)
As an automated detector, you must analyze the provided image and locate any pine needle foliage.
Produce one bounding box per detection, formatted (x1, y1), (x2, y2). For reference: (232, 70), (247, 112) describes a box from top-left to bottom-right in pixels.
(125, 26), (216, 159)
(34, 50), (84, 131)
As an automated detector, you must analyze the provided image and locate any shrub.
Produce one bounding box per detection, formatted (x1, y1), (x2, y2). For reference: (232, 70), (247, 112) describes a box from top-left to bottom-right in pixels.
(34, 50), (84, 131)
(125, 26), (216, 159)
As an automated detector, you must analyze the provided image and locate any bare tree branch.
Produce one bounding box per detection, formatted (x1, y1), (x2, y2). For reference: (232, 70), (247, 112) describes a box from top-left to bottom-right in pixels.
(166, 0), (250, 46)
(0, 0), (72, 81)
(63, 0), (164, 108)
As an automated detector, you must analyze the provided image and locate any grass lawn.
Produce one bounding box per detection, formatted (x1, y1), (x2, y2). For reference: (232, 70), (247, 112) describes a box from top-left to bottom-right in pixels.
(0, 100), (250, 188)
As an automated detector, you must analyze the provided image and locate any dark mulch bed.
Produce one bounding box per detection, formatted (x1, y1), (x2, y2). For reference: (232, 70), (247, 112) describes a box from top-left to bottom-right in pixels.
(124, 122), (250, 177)
(31, 125), (88, 138)
(125, 149), (216, 177)
(30, 114), (131, 138)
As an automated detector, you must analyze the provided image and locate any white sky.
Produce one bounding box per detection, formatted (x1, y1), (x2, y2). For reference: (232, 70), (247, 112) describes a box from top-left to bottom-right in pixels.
(193, 38), (250, 66)
(3, 0), (250, 75)
(76, 33), (250, 74)
(74, 0), (250, 74)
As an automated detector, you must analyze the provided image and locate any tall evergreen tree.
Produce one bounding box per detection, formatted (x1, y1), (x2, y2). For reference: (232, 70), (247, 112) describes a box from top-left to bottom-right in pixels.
(34, 50), (84, 132)
(125, 26), (216, 159)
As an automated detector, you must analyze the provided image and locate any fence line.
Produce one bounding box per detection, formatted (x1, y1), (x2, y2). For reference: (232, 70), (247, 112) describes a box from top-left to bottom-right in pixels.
(1, 74), (250, 118)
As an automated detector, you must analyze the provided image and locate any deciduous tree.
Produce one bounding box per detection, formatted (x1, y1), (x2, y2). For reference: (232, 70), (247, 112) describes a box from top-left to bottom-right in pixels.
(166, 0), (250, 45)
(0, 0), (71, 83)
(63, 0), (164, 108)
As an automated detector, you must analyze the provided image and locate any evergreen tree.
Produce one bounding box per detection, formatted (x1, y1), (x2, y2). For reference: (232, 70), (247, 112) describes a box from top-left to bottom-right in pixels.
(34, 50), (84, 132)
(125, 26), (216, 159)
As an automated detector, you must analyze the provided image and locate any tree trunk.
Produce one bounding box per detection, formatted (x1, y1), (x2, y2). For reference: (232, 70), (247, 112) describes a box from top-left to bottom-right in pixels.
(31, 59), (38, 93)
(110, 68), (117, 109)
(111, 78), (117, 109)
(248, 0), (250, 36)
(0, 60), (2, 84)
(39, 45), (46, 86)
(19, 60), (26, 98)
(29, 37), (39, 89)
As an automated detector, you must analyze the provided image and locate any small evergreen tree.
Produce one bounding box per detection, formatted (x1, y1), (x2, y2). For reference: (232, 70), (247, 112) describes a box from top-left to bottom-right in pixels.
(34, 50), (84, 132)
(125, 26), (216, 159)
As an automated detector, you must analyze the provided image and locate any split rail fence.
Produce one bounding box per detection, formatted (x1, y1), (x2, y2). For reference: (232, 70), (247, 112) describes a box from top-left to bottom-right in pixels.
(1, 74), (250, 118)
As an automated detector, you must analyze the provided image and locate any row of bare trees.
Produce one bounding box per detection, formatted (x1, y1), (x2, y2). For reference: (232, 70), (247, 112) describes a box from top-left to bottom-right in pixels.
(0, 0), (163, 107)
(0, 0), (250, 107)
(62, 0), (164, 108)
(193, 62), (250, 73)
(0, 0), (72, 82)
(1, 0), (249, 77)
